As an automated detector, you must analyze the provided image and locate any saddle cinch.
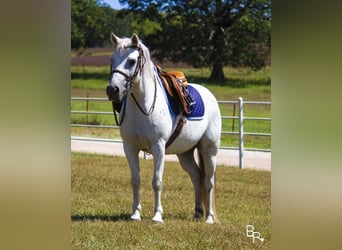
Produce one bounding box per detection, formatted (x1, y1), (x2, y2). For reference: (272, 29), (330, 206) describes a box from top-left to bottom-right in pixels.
(156, 65), (195, 115)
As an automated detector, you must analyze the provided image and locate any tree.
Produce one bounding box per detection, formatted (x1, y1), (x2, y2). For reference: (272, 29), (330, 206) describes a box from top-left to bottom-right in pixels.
(119, 0), (271, 83)
(71, 0), (134, 49)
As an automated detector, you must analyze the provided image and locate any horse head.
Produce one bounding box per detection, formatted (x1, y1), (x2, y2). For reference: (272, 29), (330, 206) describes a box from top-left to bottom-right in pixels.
(106, 33), (146, 103)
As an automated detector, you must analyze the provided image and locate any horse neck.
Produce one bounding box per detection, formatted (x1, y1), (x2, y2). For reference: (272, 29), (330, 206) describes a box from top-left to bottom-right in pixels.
(129, 61), (157, 110)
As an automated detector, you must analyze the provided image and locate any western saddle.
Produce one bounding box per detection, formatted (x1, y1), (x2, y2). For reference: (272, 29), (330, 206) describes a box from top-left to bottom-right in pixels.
(156, 65), (195, 115)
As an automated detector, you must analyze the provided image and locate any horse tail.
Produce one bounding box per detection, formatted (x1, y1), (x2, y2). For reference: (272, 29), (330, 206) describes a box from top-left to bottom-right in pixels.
(197, 150), (219, 223)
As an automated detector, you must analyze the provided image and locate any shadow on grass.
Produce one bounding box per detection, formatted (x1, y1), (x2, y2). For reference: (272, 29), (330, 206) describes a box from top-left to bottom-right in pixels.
(71, 213), (131, 222)
(163, 212), (192, 221)
(72, 212), (193, 222)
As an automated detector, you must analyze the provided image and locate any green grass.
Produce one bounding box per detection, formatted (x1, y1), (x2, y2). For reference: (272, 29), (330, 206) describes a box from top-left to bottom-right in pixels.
(71, 66), (271, 150)
(71, 153), (271, 249)
(71, 66), (271, 93)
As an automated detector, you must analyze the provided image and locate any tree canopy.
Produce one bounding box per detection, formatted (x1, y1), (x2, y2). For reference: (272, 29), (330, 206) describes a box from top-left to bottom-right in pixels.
(71, 0), (271, 82)
(119, 0), (271, 82)
(71, 0), (133, 48)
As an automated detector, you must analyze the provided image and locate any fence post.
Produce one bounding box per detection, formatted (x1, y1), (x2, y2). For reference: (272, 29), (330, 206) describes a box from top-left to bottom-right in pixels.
(238, 97), (244, 169)
(232, 103), (236, 132)
(86, 93), (89, 123)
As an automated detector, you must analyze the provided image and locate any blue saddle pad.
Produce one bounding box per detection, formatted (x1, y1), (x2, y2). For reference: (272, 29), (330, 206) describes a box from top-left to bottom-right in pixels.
(154, 66), (205, 120)
(186, 85), (205, 120)
(163, 84), (205, 120)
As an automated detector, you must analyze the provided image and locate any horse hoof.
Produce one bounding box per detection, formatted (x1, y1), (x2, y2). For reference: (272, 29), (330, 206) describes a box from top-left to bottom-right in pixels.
(194, 210), (204, 220)
(131, 211), (141, 221)
(205, 215), (214, 224)
(152, 212), (163, 224)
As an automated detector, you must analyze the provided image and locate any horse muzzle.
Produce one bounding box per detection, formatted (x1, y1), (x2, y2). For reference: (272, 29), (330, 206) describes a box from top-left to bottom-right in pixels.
(106, 85), (121, 102)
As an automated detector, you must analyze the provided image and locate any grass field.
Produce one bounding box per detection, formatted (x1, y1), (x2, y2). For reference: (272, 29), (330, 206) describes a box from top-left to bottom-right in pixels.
(71, 153), (271, 249)
(71, 66), (271, 150)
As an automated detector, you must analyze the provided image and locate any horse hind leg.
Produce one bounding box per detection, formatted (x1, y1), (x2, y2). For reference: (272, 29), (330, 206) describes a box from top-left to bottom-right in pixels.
(177, 148), (204, 220)
(197, 141), (219, 224)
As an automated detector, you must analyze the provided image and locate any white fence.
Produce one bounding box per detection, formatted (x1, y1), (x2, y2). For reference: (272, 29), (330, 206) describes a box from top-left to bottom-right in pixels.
(71, 97), (271, 169)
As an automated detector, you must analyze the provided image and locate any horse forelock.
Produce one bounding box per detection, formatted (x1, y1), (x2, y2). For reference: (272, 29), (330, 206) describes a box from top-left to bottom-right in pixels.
(114, 38), (150, 59)
(115, 37), (131, 51)
(113, 36), (139, 49)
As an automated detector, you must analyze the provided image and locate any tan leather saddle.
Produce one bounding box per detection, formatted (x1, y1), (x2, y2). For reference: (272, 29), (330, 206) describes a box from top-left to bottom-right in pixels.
(156, 65), (195, 115)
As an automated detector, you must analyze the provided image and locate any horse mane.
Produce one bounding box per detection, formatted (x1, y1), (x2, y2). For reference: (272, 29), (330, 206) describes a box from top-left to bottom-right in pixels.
(136, 40), (153, 71)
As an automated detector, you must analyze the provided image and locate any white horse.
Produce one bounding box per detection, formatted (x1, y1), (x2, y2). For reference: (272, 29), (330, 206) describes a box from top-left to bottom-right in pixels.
(106, 33), (221, 224)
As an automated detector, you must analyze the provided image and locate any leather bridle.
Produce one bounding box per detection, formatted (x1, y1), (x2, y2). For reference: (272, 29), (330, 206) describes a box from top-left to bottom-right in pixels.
(109, 46), (146, 90)
(109, 46), (157, 126)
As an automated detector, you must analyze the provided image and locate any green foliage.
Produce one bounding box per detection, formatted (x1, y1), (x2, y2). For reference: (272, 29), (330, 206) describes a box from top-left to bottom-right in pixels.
(132, 18), (162, 36)
(71, 0), (134, 48)
(72, 153), (271, 249)
(71, 0), (271, 82)
(119, 0), (271, 82)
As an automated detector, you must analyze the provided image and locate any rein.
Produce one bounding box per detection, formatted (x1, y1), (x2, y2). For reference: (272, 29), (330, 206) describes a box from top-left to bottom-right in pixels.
(112, 97), (126, 126)
(130, 83), (157, 116)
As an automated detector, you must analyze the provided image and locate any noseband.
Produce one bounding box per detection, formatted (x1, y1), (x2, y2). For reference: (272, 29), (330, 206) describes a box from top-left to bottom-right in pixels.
(109, 46), (157, 126)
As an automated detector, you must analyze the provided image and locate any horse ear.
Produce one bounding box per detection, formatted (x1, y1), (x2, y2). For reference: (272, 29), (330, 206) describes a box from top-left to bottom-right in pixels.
(131, 33), (139, 47)
(111, 32), (121, 45)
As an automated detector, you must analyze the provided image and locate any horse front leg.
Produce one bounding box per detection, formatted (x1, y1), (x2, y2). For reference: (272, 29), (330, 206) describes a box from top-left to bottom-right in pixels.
(123, 143), (141, 221)
(151, 142), (165, 223)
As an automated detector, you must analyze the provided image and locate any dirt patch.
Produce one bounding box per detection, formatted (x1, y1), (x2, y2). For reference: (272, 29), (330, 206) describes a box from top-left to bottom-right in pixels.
(71, 139), (271, 171)
(71, 47), (192, 68)
(71, 55), (111, 66)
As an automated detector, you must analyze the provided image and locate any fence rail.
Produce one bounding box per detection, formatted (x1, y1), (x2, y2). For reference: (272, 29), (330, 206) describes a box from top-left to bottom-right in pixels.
(71, 97), (271, 168)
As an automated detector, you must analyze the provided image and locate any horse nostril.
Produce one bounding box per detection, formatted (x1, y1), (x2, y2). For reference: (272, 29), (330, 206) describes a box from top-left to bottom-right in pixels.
(106, 86), (115, 96)
(106, 86), (120, 100)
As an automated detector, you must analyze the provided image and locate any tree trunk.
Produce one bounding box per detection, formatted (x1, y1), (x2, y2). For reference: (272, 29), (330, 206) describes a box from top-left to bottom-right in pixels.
(209, 19), (226, 83)
(210, 61), (225, 83)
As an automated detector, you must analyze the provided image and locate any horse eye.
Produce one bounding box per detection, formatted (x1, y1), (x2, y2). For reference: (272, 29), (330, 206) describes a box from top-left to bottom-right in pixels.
(128, 59), (136, 66)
